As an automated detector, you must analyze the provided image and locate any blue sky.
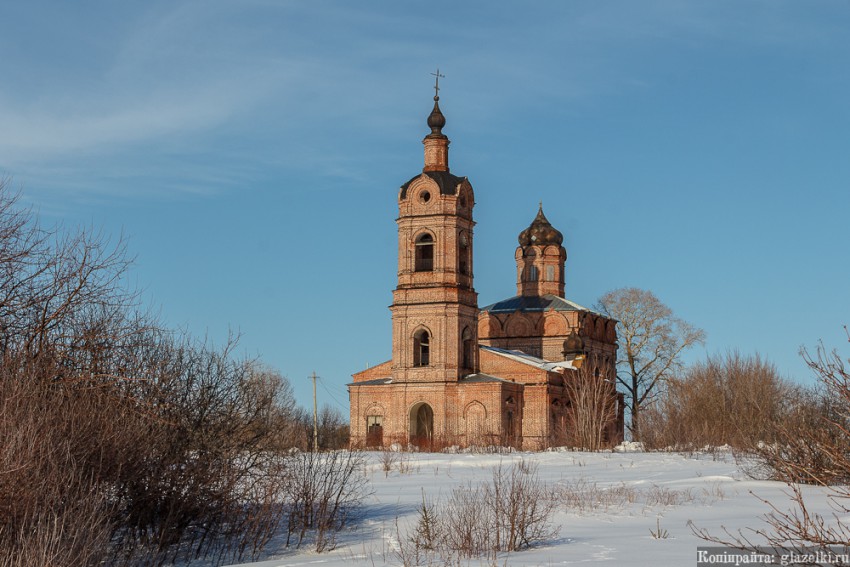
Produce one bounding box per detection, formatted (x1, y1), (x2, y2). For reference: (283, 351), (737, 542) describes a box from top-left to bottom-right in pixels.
(2, 1), (848, 412)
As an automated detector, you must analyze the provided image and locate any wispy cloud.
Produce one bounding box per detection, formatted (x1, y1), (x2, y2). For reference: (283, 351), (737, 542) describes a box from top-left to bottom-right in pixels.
(1, 0), (846, 206)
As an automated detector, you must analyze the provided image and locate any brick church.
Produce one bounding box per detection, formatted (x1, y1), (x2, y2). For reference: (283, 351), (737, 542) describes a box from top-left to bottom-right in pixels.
(348, 87), (624, 450)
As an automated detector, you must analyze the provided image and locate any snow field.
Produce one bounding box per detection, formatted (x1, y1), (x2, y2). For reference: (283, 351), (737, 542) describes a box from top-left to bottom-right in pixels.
(227, 450), (838, 567)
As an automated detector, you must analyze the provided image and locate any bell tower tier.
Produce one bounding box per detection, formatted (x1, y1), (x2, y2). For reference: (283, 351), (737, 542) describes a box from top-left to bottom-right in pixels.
(391, 92), (479, 383)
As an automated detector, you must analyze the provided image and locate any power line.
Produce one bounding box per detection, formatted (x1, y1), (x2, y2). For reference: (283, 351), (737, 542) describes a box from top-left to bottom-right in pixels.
(317, 376), (347, 410)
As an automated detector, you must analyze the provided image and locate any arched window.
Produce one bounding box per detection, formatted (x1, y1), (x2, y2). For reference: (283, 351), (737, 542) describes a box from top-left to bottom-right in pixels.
(461, 327), (474, 371)
(414, 329), (430, 367)
(415, 233), (434, 272)
(527, 265), (538, 282)
(458, 232), (469, 275)
(546, 265), (555, 281)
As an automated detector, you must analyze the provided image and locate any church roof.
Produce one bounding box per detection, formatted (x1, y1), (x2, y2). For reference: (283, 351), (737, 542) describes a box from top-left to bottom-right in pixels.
(399, 170), (467, 199)
(458, 372), (514, 384)
(480, 345), (578, 372)
(480, 294), (598, 315)
(348, 377), (392, 387)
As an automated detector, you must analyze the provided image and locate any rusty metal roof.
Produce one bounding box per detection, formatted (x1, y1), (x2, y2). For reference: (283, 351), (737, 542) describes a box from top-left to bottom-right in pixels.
(399, 170), (466, 199)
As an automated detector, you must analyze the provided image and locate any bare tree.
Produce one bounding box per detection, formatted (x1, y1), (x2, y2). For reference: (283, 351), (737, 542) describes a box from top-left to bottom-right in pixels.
(596, 287), (705, 440)
(317, 405), (350, 450)
(559, 355), (619, 450)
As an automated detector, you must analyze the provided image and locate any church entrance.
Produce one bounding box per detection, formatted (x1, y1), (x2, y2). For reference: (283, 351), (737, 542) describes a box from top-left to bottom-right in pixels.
(409, 402), (433, 448)
(366, 415), (383, 447)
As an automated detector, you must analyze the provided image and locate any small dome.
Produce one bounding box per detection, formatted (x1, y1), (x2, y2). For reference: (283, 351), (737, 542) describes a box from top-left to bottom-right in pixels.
(518, 204), (563, 247)
(563, 331), (585, 356)
(427, 96), (446, 135)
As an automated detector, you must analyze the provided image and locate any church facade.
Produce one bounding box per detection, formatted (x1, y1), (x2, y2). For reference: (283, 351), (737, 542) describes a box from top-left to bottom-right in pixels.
(348, 91), (624, 450)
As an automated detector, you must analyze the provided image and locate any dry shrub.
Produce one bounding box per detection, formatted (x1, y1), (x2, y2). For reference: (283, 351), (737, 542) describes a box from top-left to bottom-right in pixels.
(283, 450), (368, 552)
(378, 447), (419, 478)
(644, 485), (694, 507)
(751, 355), (850, 485)
(558, 477), (698, 515)
(396, 460), (559, 564)
(554, 357), (619, 451)
(0, 370), (118, 567)
(0, 180), (324, 565)
(558, 478), (637, 513)
(380, 447), (400, 476)
(641, 351), (793, 451)
(693, 335), (850, 556)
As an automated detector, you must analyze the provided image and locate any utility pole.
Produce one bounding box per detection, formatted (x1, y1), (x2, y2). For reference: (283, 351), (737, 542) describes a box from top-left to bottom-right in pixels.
(310, 371), (319, 452)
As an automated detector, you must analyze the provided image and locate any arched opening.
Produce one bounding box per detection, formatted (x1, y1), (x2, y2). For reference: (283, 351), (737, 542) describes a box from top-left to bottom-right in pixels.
(464, 402), (486, 446)
(504, 396), (517, 446)
(366, 415), (383, 447)
(409, 402), (434, 447)
(413, 329), (430, 367)
(461, 327), (474, 372)
(527, 265), (539, 281)
(458, 231), (469, 275)
(551, 399), (568, 445)
(415, 233), (434, 272)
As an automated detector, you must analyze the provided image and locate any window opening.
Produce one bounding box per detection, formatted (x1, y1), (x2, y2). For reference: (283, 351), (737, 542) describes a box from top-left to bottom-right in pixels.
(415, 233), (434, 272)
(462, 327), (474, 370)
(459, 232), (469, 275)
(414, 330), (430, 367)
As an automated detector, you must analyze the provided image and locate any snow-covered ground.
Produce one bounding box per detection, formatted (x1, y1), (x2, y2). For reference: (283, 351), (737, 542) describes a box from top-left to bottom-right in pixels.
(226, 449), (838, 567)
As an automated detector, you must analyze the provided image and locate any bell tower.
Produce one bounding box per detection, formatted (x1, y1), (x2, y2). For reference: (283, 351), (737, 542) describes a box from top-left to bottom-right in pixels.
(390, 79), (479, 383)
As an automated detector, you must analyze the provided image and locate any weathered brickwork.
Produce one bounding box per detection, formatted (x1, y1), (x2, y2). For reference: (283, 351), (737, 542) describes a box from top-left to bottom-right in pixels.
(479, 309), (618, 366)
(349, 94), (624, 450)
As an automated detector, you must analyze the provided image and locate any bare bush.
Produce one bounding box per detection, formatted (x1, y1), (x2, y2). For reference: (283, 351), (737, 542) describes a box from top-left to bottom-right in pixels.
(749, 347), (850, 486)
(380, 447), (400, 477)
(641, 351), (794, 451)
(644, 485), (694, 507)
(0, 368), (118, 567)
(0, 180), (314, 566)
(556, 355), (619, 450)
(558, 478), (637, 513)
(283, 450), (368, 552)
(693, 333), (850, 557)
(396, 460), (559, 563)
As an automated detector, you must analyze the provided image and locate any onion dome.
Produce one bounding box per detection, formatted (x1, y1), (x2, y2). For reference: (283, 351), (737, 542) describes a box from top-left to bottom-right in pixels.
(427, 95), (446, 136)
(518, 204), (563, 247)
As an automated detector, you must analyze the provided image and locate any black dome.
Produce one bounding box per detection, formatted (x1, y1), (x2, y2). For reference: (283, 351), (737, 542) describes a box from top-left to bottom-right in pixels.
(427, 96), (446, 135)
(518, 205), (563, 247)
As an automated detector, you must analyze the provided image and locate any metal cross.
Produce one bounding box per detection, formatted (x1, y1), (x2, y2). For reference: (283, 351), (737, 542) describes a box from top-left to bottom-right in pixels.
(431, 68), (445, 97)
